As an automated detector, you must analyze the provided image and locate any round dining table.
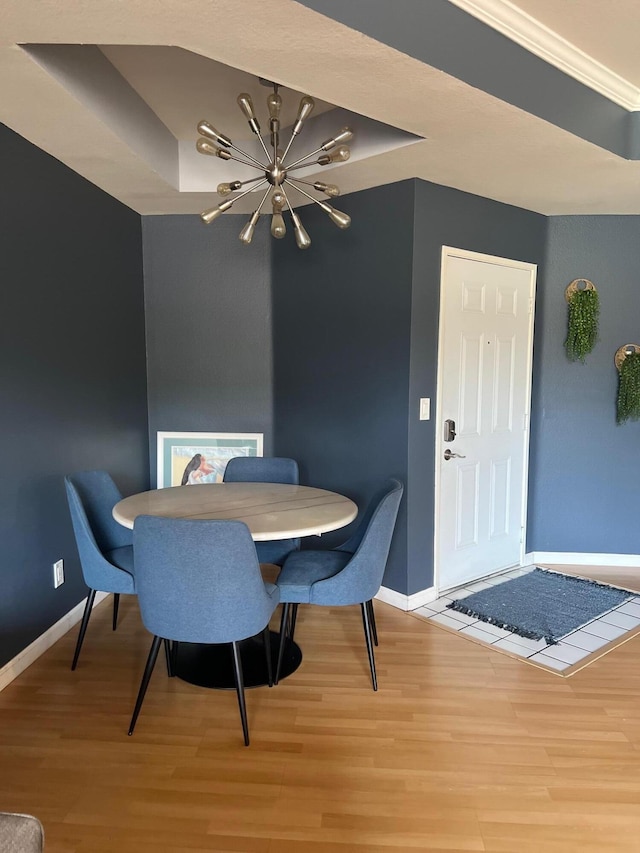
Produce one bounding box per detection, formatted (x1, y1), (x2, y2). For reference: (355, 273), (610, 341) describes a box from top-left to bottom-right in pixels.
(112, 482), (358, 690)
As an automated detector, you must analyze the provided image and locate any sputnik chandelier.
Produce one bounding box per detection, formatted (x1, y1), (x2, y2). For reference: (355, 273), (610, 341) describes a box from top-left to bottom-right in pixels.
(196, 81), (354, 249)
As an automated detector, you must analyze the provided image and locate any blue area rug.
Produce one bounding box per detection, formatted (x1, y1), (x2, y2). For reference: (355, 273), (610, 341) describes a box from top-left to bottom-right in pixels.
(447, 568), (633, 644)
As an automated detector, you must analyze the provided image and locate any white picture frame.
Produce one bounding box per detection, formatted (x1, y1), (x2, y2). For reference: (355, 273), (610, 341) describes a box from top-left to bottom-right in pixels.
(156, 431), (264, 488)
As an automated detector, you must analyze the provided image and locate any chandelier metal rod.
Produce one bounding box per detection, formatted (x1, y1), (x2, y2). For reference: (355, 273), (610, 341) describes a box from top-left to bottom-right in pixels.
(284, 159), (327, 174)
(227, 144), (267, 170)
(286, 176), (325, 190)
(254, 132), (272, 164)
(280, 129), (299, 164)
(285, 146), (326, 170)
(284, 179), (329, 209)
(221, 150), (267, 170)
(231, 178), (270, 202)
(232, 174), (268, 191)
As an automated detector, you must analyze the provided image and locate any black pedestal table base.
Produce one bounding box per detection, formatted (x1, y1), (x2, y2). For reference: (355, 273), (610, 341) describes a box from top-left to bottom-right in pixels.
(174, 630), (302, 689)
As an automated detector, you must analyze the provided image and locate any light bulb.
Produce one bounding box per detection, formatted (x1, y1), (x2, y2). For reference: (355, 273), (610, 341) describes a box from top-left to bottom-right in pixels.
(239, 207), (262, 245)
(291, 211), (311, 249)
(196, 121), (231, 148)
(267, 92), (282, 120)
(334, 126), (354, 145)
(239, 220), (256, 245)
(200, 199), (234, 224)
(196, 138), (231, 160)
(320, 126), (354, 151)
(314, 181), (340, 198)
(237, 93), (256, 121)
(293, 96), (315, 134)
(326, 206), (351, 229)
(217, 181), (241, 196)
(317, 145), (350, 166)
(271, 212), (286, 239)
(331, 145), (350, 162)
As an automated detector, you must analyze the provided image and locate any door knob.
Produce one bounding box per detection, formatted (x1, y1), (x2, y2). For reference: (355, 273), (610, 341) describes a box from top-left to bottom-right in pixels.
(444, 449), (466, 460)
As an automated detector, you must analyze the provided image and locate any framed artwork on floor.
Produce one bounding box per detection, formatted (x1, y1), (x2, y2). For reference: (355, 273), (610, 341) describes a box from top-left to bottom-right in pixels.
(156, 431), (264, 488)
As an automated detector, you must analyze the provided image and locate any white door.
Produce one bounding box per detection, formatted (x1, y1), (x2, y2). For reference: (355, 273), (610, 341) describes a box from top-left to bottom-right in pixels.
(435, 247), (536, 591)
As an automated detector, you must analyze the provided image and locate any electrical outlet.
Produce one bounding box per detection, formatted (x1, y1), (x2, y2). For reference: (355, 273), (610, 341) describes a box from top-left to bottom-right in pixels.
(53, 559), (64, 588)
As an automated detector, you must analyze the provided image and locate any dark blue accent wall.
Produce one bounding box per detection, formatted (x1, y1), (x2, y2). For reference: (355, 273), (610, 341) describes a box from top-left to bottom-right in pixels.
(142, 215), (274, 475)
(271, 179), (547, 596)
(527, 216), (640, 553)
(299, 0), (635, 159)
(272, 182), (414, 594)
(410, 182), (547, 593)
(0, 123), (148, 668)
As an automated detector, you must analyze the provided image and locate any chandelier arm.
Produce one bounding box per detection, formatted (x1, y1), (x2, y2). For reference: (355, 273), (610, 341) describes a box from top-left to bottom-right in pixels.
(225, 151), (268, 170)
(227, 144), (267, 170)
(280, 129), (299, 164)
(283, 179), (330, 209)
(250, 129), (272, 164)
(224, 179), (270, 208)
(284, 160), (326, 174)
(284, 147), (324, 170)
(253, 186), (272, 216)
(237, 175), (269, 189)
(286, 176), (323, 190)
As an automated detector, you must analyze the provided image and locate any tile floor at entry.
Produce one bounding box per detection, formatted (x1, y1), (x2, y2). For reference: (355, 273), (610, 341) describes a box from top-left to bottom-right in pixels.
(414, 566), (640, 673)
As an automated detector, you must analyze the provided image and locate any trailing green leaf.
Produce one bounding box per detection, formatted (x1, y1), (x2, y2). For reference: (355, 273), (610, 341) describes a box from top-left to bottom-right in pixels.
(565, 288), (599, 362)
(617, 351), (640, 424)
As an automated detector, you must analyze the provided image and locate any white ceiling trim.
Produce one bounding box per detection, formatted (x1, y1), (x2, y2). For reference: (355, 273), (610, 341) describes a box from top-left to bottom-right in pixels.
(448, 0), (640, 110)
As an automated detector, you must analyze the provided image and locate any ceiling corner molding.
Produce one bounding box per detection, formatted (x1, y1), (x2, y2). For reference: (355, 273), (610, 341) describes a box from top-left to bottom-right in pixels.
(448, 0), (640, 110)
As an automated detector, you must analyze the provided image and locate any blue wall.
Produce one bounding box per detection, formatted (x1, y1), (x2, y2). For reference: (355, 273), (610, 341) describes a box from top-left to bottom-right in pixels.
(142, 215), (274, 475)
(270, 179), (547, 596)
(0, 123), (148, 668)
(298, 0), (635, 159)
(271, 181), (414, 594)
(527, 216), (640, 553)
(409, 181), (547, 593)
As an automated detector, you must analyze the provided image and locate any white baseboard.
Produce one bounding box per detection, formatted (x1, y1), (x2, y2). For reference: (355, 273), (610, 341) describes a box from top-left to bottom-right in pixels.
(0, 591), (110, 693)
(376, 585), (437, 612)
(526, 552), (640, 568)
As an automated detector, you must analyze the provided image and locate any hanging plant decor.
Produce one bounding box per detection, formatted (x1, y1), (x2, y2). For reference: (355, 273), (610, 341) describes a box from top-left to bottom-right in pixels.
(616, 345), (640, 424)
(564, 279), (600, 362)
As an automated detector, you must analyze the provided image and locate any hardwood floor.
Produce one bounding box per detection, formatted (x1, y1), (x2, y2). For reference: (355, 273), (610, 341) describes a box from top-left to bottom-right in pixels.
(2, 586), (640, 852)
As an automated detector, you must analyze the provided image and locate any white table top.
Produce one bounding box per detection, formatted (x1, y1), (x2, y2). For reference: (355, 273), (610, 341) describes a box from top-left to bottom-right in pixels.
(112, 482), (358, 541)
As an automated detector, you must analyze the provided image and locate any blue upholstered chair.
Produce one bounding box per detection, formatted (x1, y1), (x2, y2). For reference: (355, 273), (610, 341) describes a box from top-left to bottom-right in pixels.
(223, 456), (300, 567)
(275, 478), (403, 690)
(128, 516), (280, 746)
(65, 470), (135, 670)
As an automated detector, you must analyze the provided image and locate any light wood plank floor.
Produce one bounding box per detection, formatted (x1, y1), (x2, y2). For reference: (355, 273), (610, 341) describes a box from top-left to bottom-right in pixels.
(2, 575), (640, 853)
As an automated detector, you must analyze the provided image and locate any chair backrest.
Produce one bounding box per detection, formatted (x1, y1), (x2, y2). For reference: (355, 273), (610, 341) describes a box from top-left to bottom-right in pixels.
(334, 479), (399, 555)
(65, 470), (131, 552)
(223, 456), (299, 485)
(133, 516), (280, 644)
(311, 478), (404, 606)
(65, 471), (134, 592)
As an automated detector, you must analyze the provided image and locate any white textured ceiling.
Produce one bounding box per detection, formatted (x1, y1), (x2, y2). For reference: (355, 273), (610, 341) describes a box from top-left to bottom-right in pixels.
(2, 0), (640, 215)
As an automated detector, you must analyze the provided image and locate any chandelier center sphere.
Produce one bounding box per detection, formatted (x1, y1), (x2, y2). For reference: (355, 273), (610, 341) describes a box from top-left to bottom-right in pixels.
(266, 161), (287, 186)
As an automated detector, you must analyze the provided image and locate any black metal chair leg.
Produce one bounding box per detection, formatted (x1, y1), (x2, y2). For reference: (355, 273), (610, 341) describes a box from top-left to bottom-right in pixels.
(163, 639), (175, 677)
(231, 641), (250, 746)
(71, 589), (96, 671)
(128, 635), (162, 735)
(367, 599), (378, 647)
(289, 603), (299, 642)
(263, 626), (273, 687)
(112, 593), (120, 631)
(275, 603), (291, 685)
(361, 602), (378, 691)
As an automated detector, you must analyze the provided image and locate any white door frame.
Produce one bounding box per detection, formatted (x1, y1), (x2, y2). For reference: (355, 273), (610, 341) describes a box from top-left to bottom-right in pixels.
(433, 246), (537, 594)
